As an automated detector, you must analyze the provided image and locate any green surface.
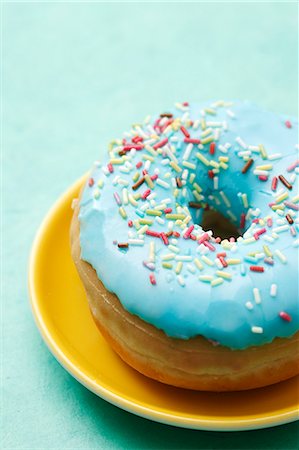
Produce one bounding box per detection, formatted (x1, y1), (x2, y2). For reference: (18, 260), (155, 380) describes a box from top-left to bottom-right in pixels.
(2, 2), (299, 449)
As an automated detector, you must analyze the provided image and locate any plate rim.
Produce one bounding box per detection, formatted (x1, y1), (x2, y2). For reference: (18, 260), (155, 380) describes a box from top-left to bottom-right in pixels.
(28, 176), (299, 432)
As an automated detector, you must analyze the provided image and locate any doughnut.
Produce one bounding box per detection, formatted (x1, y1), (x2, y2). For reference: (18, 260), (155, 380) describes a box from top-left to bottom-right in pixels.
(71, 100), (299, 391)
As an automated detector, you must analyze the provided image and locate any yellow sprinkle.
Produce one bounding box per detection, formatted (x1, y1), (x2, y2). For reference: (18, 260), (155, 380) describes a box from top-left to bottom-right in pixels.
(175, 262), (183, 274)
(174, 188), (179, 198)
(259, 144), (268, 160)
(145, 145), (157, 156)
(149, 242), (155, 262)
(146, 209), (162, 216)
(226, 258), (241, 265)
(201, 255), (214, 266)
(194, 258), (204, 271)
(291, 195), (299, 203)
(189, 173), (196, 184)
(142, 154), (154, 162)
(137, 225), (149, 235)
(193, 182), (202, 193)
(138, 219), (153, 225)
(256, 164), (273, 171)
(182, 161), (196, 170)
(201, 128), (212, 138)
(193, 190), (204, 202)
(128, 194), (138, 206)
(166, 213), (186, 220)
(144, 174), (154, 188)
(196, 152), (210, 166)
(211, 278), (224, 287)
(263, 245), (272, 257)
(241, 193), (249, 208)
(241, 237), (256, 244)
(161, 253), (176, 261)
(218, 156), (229, 162)
(132, 172), (140, 182)
(219, 161), (229, 170)
(97, 179), (104, 188)
(119, 207), (127, 219)
(162, 262), (173, 269)
(200, 118), (207, 130)
(199, 275), (213, 282)
(205, 107), (217, 115)
(275, 192), (289, 204)
(216, 271), (232, 280)
(133, 220), (140, 230)
(169, 161), (182, 173)
(201, 135), (214, 145)
(271, 204), (285, 210)
(209, 160), (220, 169)
(109, 158), (124, 165)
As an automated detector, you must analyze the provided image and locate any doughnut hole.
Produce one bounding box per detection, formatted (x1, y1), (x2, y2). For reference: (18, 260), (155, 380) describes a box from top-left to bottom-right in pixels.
(201, 208), (242, 240)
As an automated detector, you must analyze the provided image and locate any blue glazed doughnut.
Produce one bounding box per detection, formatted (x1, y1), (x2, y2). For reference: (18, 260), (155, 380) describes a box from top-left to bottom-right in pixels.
(78, 101), (298, 352)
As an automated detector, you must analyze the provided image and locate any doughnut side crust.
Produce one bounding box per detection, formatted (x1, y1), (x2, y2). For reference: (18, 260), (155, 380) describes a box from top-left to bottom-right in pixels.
(71, 199), (299, 391)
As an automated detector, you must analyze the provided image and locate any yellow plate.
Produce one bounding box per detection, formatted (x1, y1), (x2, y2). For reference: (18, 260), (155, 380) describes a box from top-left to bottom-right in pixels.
(29, 177), (299, 431)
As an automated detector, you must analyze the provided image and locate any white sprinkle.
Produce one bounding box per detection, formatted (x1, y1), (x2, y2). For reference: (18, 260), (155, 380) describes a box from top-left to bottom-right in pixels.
(268, 153), (282, 161)
(128, 239), (144, 246)
(275, 249), (287, 264)
(245, 301), (254, 311)
(226, 109), (236, 119)
(270, 284), (277, 297)
(251, 326), (263, 334)
(183, 143), (194, 160)
(177, 275), (185, 287)
(156, 179), (170, 189)
(175, 255), (193, 262)
(253, 287), (261, 304)
(219, 190), (231, 208)
(213, 176), (219, 190)
(187, 264), (196, 274)
(235, 136), (247, 149)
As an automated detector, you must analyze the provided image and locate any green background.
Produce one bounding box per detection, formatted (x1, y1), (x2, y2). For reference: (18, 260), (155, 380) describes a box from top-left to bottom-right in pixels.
(2, 1), (299, 449)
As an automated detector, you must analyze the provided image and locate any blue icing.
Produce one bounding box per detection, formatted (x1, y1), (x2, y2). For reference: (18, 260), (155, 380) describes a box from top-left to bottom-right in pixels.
(78, 100), (299, 349)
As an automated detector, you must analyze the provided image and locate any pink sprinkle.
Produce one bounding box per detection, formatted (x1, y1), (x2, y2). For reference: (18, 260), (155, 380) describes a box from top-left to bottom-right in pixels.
(173, 231), (181, 238)
(240, 213), (246, 229)
(271, 177), (278, 191)
(184, 138), (201, 144)
(279, 311), (292, 322)
(164, 207), (172, 214)
(287, 160), (299, 172)
(149, 274), (156, 285)
(259, 175), (268, 182)
(267, 217), (273, 227)
(215, 237), (221, 243)
(160, 233), (169, 245)
(143, 261), (155, 271)
(142, 169), (148, 175)
(180, 126), (190, 138)
(250, 266), (264, 273)
(218, 256), (228, 267)
(160, 119), (173, 133)
(254, 228), (267, 240)
(145, 230), (161, 238)
(141, 189), (151, 200)
(123, 144), (144, 151)
(268, 203), (275, 208)
(183, 101), (189, 106)
(203, 240), (216, 251)
(183, 225), (195, 239)
(284, 201), (299, 211)
(252, 218), (260, 224)
(132, 135), (143, 144)
(190, 234), (197, 240)
(290, 226), (297, 236)
(229, 237), (235, 243)
(136, 161), (143, 169)
(88, 178), (94, 187)
(208, 170), (215, 179)
(153, 137), (168, 150)
(113, 192), (122, 206)
(128, 220), (133, 227)
(197, 232), (210, 244)
(209, 142), (216, 155)
(285, 120), (292, 129)
(107, 163), (114, 173)
(151, 174), (158, 181)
